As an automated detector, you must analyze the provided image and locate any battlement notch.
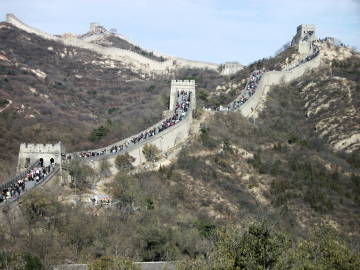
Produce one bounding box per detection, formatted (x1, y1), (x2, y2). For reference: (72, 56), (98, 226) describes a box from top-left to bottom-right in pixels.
(171, 80), (195, 86)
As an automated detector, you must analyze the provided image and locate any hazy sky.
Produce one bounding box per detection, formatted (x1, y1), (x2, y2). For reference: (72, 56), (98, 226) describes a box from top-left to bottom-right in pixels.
(1, 0), (359, 64)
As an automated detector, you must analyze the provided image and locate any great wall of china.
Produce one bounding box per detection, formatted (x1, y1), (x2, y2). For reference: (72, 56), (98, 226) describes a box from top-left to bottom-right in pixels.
(0, 20), (322, 207)
(238, 49), (321, 118)
(5, 14), (218, 74)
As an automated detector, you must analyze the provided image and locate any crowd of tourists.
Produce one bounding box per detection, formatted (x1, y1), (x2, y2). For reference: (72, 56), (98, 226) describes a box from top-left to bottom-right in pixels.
(216, 70), (264, 112)
(0, 34), (330, 206)
(231, 70), (264, 111)
(0, 161), (55, 204)
(215, 37), (324, 112)
(302, 31), (314, 42)
(283, 42), (320, 71)
(65, 90), (192, 160)
(299, 41), (320, 63)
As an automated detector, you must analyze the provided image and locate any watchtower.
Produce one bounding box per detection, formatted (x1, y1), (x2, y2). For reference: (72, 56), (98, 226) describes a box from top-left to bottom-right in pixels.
(291, 24), (317, 54)
(90, 23), (99, 33)
(221, 62), (244, 76)
(17, 142), (65, 173)
(6, 13), (15, 23)
(169, 80), (196, 111)
(89, 23), (107, 34)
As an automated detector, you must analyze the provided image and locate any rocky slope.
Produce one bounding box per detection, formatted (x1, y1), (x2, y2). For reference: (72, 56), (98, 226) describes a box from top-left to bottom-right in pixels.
(301, 44), (360, 153)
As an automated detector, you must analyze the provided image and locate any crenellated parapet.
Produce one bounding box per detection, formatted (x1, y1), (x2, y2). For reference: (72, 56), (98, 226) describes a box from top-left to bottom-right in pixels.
(171, 80), (195, 85)
(19, 143), (64, 152)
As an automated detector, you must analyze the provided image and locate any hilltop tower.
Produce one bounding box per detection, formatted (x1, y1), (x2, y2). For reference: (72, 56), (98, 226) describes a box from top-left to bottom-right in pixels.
(291, 24), (317, 54)
(89, 22), (107, 34)
(90, 23), (99, 33)
(17, 142), (65, 173)
(6, 13), (15, 23)
(221, 62), (244, 76)
(169, 80), (196, 111)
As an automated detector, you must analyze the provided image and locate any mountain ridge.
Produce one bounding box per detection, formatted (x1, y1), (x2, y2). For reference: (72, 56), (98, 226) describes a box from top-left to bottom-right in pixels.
(4, 14), (219, 74)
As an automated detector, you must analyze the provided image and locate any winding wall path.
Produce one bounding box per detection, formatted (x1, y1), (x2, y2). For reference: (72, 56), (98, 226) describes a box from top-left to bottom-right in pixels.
(1, 87), (195, 205)
(1, 31), (323, 206)
(238, 53), (321, 118)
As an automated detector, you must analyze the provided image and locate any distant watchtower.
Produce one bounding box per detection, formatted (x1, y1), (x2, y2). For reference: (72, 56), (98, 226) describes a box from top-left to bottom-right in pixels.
(6, 13), (16, 23)
(17, 142), (65, 173)
(221, 62), (244, 76)
(89, 23), (106, 34)
(291, 24), (317, 54)
(90, 23), (99, 33)
(169, 80), (196, 111)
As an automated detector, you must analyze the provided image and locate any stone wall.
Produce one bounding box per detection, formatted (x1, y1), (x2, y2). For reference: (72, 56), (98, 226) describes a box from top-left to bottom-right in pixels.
(65, 80), (195, 172)
(124, 113), (191, 166)
(238, 53), (321, 118)
(5, 14), (218, 73)
(6, 14), (59, 41)
(77, 104), (193, 174)
(221, 62), (244, 76)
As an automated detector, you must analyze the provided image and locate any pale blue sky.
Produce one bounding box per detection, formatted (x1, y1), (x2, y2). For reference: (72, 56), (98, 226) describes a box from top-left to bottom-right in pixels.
(1, 0), (359, 64)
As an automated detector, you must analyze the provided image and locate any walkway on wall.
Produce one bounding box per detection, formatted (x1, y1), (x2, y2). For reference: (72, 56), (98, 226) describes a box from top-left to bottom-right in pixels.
(216, 40), (321, 118)
(64, 88), (194, 162)
(1, 88), (194, 205)
(0, 164), (60, 206)
(0, 160), (40, 191)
